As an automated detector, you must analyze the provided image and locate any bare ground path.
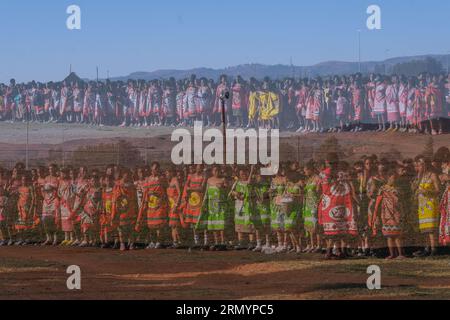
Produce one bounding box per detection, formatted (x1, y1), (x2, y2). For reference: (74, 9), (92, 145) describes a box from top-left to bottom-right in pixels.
(1, 246), (450, 300)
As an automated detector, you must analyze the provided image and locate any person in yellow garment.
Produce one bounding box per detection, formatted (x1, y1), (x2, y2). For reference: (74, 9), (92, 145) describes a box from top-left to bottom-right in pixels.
(258, 78), (280, 130)
(247, 78), (260, 129)
(413, 155), (441, 257)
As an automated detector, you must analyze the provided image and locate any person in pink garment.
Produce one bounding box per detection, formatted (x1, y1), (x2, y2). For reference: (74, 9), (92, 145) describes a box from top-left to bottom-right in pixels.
(386, 76), (400, 132)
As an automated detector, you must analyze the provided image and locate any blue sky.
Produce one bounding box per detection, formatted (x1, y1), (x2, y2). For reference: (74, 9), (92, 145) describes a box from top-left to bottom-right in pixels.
(0, 0), (449, 83)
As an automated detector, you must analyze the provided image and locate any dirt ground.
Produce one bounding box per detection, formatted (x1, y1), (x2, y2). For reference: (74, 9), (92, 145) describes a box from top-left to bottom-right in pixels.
(1, 246), (450, 300)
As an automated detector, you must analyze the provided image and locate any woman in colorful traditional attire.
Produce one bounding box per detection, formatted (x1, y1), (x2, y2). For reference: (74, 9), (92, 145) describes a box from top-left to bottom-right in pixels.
(295, 81), (309, 132)
(351, 80), (365, 132)
(0, 170), (10, 246)
(0, 189), (9, 246)
(122, 82), (136, 127)
(31, 167), (46, 243)
(365, 75), (376, 125)
(318, 153), (352, 259)
(198, 165), (228, 249)
(385, 77), (400, 132)
(4, 167), (19, 245)
(196, 78), (212, 126)
(373, 170), (406, 259)
(182, 164), (207, 247)
(270, 167), (289, 252)
(253, 170), (272, 252)
(134, 167), (146, 214)
(335, 89), (349, 132)
(43, 84), (52, 122)
(354, 157), (374, 256)
(320, 169), (358, 259)
(406, 78), (416, 132)
(73, 82), (84, 123)
(72, 166), (89, 246)
(136, 162), (168, 249)
(100, 174), (116, 248)
(162, 81), (177, 126)
(58, 168), (75, 246)
(303, 83), (314, 132)
(439, 158), (450, 246)
(398, 76), (409, 132)
(413, 155), (441, 257)
(259, 80), (280, 130)
(41, 164), (60, 246)
(82, 83), (95, 124)
(3, 80), (16, 121)
(414, 80), (427, 133)
(425, 76), (444, 135)
(367, 159), (388, 256)
(231, 76), (247, 128)
(284, 170), (302, 253)
(176, 83), (186, 126)
(230, 166), (256, 250)
(165, 167), (182, 248)
(302, 161), (322, 253)
(147, 81), (162, 126)
(138, 82), (148, 126)
(50, 84), (60, 122)
(59, 82), (70, 122)
(32, 84), (45, 123)
(111, 169), (138, 251)
(80, 172), (102, 247)
(373, 77), (387, 132)
(213, 75), (231, 127)
(94, 84), (107, 126)
(14, 89), (25, 122)
(106, 83), (118, 126)
(15, 174), (35, 245)
(247, 80), (260, 129)
(184, 80), (197, 127)
(311, 82), (323, 133)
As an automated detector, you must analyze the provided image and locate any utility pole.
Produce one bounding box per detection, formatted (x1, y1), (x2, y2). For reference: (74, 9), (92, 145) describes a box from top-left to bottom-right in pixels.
(220, 90), (230, 165)
(26, 111), (29, 170)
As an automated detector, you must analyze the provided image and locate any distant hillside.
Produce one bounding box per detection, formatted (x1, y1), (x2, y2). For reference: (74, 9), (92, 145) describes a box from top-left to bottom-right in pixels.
(108, 54), (450, 81)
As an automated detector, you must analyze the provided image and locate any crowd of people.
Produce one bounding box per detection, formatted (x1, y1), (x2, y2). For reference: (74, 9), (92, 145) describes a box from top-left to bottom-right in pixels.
(0, 146), (449, 260)
(0, 72), (449, 134)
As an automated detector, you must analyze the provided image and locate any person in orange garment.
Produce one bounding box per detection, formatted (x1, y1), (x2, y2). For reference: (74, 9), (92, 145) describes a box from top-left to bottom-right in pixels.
(136, 162), (168, 249)
(111, 168), (138, 251)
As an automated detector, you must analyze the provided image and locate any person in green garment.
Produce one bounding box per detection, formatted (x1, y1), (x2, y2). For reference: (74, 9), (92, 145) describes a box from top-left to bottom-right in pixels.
(284, 168), (302, 253)
(301, 161), (322, 253)
(198, 165), (228, 250)
(270, 164), (289, 253)
(230, 165), (256, 250)
(253, 168), (272, 252)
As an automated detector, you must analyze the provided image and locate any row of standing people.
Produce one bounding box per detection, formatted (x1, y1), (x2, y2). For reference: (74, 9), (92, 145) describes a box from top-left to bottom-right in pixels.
(0, 150), (449, 259)
(0, 73), (449, 133)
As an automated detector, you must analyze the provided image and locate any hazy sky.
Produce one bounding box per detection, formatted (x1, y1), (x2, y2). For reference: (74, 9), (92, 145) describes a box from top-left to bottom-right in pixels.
(0, 0), (449, 82)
